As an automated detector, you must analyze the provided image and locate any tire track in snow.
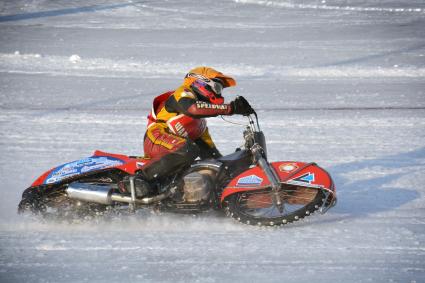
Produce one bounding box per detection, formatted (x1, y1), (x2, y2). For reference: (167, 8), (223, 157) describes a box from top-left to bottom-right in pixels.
(1, 52), (425, 78)
(234, 0), (425, 13)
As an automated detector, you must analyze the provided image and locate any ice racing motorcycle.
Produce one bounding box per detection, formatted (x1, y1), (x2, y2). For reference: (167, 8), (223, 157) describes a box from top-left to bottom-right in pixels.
(18, 113), (337, 227)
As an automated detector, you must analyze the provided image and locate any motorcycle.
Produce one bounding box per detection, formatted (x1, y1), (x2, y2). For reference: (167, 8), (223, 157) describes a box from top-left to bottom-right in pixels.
(18, 112), (336, 227)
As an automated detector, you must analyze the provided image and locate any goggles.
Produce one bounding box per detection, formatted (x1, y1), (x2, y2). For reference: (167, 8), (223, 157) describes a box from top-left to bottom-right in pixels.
(186, 73), (223, 94)
(191, 78), (224, 104)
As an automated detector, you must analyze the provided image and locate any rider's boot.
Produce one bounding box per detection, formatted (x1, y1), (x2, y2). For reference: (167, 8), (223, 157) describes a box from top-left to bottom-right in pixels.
(119, 176), (152, 198)
(134, 178), (151, 198)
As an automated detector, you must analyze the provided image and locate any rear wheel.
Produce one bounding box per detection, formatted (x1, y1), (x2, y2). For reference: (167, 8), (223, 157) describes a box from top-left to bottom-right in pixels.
(18, 172), (123, 221)
(225, 185), (325, 226)
(18, 186), (109, 221)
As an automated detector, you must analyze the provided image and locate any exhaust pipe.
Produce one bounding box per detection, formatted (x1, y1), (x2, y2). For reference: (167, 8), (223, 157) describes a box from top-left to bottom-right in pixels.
(66, 182), (172, 205)
(66, 182), (113, 205)
(110, 191), (172, 204)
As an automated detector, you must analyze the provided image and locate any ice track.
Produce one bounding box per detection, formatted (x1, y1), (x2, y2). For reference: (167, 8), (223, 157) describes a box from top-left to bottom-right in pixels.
(1, 0), (425, 282)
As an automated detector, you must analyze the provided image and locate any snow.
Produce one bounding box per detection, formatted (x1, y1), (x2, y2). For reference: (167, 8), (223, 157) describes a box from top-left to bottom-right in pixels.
(1, 0), (425, 282)
(69, 54), (81, 63)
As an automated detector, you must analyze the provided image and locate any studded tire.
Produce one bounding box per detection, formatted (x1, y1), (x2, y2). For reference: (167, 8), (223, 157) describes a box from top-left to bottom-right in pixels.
(18, 185), (110, 221)
(225, 186), (325, 227)
(18, 171), (123, 220)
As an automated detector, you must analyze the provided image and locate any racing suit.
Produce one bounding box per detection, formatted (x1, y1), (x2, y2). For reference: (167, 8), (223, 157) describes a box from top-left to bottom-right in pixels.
(142, 86), (233, 180)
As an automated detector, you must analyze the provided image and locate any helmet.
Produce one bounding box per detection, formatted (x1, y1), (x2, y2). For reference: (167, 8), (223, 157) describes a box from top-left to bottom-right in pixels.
(183, 67), (236, 105)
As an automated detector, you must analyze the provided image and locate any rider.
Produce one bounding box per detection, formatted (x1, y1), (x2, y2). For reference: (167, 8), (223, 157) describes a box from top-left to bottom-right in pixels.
(141, 66), (254, 181)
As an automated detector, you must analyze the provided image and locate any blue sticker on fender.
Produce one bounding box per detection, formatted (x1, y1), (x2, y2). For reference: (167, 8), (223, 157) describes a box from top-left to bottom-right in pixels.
(293, 173), (315, 184)
(236, 175), (263, 187)
(45, 156), (125, 184)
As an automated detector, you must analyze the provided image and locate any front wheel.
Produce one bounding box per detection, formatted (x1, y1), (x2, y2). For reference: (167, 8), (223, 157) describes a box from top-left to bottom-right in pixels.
(225, 185), (325, 227)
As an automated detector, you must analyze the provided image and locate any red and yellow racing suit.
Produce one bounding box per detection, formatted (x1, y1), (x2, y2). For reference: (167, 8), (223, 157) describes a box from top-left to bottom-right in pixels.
(142, 86), (233, 179)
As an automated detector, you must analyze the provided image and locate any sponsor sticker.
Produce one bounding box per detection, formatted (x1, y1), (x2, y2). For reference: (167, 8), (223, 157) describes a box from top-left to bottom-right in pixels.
(136, 162), (146, 168)
(196, 102), (228, 110)
(80, 163), (115, 173)
(279, 163), (298, 172)
(236, 175), (263, 187)
(174, 122), (189, 137)
(45, 156), (124, 184)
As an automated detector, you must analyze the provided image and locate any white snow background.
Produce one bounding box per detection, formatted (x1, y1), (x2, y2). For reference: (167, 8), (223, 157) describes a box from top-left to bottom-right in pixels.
(0, 0), (425, 282)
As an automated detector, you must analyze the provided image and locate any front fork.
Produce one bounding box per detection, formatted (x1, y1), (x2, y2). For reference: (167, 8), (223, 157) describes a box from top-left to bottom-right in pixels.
(252, 144), (284, 212)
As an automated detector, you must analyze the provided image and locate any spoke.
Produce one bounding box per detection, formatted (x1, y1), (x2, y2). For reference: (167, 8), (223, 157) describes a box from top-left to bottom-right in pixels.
(237, 187), (319, 219)
(242, 199), (272, 206)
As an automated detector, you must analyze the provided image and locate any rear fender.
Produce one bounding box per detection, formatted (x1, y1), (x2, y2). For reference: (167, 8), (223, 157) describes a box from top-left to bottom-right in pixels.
(30, 150), (153, 187)
(220, 161), (336, 203)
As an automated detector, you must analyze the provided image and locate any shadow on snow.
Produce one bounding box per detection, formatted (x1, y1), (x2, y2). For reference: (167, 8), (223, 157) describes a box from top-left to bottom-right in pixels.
(328, 146), (424, 218)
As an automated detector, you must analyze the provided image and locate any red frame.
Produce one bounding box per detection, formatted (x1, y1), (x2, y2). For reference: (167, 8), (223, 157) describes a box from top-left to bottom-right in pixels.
(29, 154), (336, 207)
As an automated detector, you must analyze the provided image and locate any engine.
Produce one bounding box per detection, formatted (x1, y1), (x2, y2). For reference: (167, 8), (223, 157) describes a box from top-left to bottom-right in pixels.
(182, 171), (213, 203)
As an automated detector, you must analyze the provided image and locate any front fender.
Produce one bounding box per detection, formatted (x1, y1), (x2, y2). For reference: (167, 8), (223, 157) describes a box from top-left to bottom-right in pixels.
(220, 161), (336, 203)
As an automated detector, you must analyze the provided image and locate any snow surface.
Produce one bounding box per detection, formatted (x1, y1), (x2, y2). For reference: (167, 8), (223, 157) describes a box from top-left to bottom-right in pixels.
(1, 0), (425, 282)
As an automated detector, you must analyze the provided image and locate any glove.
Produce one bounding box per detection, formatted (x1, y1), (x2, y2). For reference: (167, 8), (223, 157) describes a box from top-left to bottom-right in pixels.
(230, 96), (255, 116)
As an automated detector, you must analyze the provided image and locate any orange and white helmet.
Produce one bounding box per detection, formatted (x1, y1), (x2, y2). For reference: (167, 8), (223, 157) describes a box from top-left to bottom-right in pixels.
(184, 67), (236, 105)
